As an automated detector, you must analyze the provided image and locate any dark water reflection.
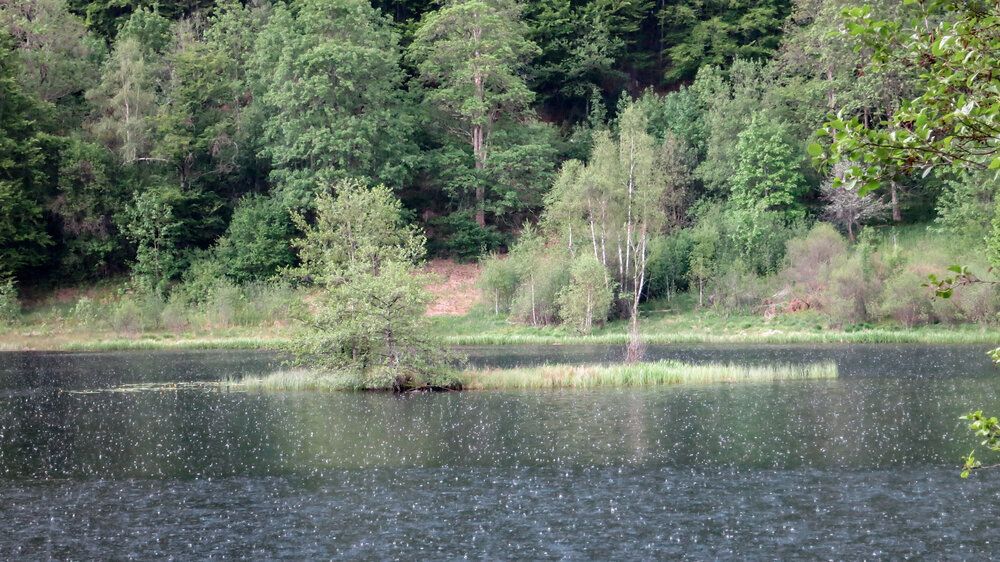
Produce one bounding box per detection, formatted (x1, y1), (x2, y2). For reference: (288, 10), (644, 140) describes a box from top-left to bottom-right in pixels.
(1, 346), (999, 558)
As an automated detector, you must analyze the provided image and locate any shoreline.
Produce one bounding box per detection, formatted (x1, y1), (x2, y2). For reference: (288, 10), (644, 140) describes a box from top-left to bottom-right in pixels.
(2, 325), (998, 352)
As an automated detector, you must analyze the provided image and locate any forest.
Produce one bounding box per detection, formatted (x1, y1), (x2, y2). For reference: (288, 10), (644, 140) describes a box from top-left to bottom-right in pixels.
(0, 0), (997, 337)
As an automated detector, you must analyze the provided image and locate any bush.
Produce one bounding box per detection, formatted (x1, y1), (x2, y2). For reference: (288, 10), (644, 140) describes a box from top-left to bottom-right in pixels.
(237, 281), (302, 326)
(707, 262), (772, 312)
(478, 252), (519, 315)
(110, 291), (166, 333)
(179, 249), (230, 305)
(71, 296), (101, 327)
(557, 255), (613, 334)
(510, 251), (571, 325)
(782, 223), (848, 302)
(878, 268), (935, 327)
(161, 292), (191, 332)
(646, 232), (692, 301)
(820, 252), (881, 324)
(505, 223), (570, 325)
(935, 281), (1000, 325)
(0, 277), (20, 327)
(205, 279), (242, 329)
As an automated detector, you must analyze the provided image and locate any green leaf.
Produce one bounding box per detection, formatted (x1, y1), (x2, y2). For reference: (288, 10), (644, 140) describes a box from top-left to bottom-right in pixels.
(807, 143), (824, 156)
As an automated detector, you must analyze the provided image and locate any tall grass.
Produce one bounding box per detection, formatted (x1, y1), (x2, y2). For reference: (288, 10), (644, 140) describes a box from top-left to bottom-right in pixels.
(461, 360), (837, 390)
(234, 369), (358, 391)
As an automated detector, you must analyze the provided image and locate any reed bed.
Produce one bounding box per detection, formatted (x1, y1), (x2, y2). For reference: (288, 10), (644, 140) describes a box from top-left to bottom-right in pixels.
(460, 360), (837, 390)
(233, 369), (360, 391)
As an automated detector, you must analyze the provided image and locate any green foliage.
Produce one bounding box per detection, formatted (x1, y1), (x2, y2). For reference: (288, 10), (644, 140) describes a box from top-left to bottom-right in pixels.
(660, 0), (790, 82)
(0, 0), (102, 121)
(255, 0), (415, 208)
(87, 35), (159, 165)
(116, 6), (172, 55)
(289, 179), (448, 390)
(933, 168), (998, 248)
(0, 32), (53, 277)
(878, 268), (933, 328)
(782, 222), (847, 301)
(215, 195), (296, 282)
(410, 0), (539, 226)
(507, 223), (566, 325)
(988, 199), (1000, 270)
(0, 276), (21, 327)
(52, 136), (127, 279)
(178, 249), (229, 305)
(523, 0), (640, 112)
(110, 290), (165, 333)
(820, 251), (876, 324)
(646, 231), (693, 301)
(410, 0), (538, 131)
(557, 255), (612, 334)
(693, 60), (780, 194)
(483, 121), (562, 220)
(686, 219), (719, 307)
(428, 211), (506, 260)
(123, 188), (181, 294)
(731, 116), (808, 222)
(961, 409), (1000, 478)
(707, 262), (772, 312)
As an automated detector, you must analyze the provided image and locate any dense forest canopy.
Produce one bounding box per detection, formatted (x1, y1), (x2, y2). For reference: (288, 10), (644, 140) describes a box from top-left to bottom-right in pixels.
(0, 0), (992, 330)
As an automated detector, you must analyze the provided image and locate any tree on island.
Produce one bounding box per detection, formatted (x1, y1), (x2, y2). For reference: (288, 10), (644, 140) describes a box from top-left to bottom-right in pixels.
(815, 0), (1000, 476)
(289, 179), (454, 391)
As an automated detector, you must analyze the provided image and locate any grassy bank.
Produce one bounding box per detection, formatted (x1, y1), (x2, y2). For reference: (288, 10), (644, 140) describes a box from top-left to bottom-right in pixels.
(427, 304), (1000, 345)
(0, 327), (295, 351)
(230, 360), (837, 391)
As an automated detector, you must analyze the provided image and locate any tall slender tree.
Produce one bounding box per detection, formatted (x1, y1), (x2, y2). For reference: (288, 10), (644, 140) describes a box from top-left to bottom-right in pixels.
(410, 0), (539, 227)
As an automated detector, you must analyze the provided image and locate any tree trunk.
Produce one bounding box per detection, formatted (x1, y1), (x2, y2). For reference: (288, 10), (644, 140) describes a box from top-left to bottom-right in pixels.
(626, 313), (644, 364)
(473, 123), (486, 227)
(890, 181), (902, 222)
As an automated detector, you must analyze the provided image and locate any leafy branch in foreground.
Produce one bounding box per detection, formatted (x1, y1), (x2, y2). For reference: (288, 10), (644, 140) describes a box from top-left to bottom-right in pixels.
(811, 0), (1000, 193)
(923, 265), (1000, 299)
(959, 349), (1000, 477)
(960, 410), (1000, 477)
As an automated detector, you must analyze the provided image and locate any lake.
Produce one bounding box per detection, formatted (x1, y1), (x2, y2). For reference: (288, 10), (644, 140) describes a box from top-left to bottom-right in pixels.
(1, 344), (999, 558)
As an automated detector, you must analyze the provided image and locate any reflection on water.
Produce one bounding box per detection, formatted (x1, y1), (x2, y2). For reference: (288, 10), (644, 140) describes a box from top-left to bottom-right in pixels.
(1, 346), (999, 558)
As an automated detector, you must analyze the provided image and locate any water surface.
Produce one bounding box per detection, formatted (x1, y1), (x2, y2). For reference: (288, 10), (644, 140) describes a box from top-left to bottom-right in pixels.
(1, 345), (998, 558)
